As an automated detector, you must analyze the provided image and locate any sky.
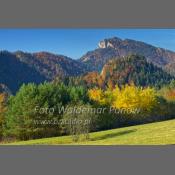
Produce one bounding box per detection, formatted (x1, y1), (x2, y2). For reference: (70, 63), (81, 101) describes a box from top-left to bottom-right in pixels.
(0, 29), (175, 59)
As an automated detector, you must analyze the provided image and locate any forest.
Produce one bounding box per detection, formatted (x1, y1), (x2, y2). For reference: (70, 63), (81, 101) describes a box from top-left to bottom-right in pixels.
(0, 54), (175, 143)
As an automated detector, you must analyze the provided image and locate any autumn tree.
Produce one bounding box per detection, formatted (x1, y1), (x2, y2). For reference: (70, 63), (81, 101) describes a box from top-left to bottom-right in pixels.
(112, 84), (158, 115)
(89, 84), (158, 119)
(0, 93), (7, 140)
(159, 80), (175, 102)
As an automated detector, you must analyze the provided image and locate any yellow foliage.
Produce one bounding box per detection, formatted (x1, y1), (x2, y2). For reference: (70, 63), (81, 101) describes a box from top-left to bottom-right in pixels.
(88, 84), (157, 112)
(88, 88), (105, 104)
(112, 85), (157, 112)
(112, 84), (140, 109)
(0, 93), (6, 123)
(0, 94), (6, 112)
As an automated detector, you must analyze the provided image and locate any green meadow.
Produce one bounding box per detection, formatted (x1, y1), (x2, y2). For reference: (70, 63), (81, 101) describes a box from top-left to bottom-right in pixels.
(8, 119), (175, 145)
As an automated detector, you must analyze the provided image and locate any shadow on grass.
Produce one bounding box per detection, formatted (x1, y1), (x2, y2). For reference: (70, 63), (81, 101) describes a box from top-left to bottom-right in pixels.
(90, 129), (137, 141)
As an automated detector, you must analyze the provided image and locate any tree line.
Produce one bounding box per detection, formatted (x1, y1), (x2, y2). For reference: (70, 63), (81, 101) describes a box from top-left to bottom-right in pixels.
(0, 80), (175, 142)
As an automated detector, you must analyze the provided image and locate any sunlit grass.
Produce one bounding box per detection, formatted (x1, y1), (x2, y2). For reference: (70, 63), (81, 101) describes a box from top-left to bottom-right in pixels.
(6, 119), (175, 145)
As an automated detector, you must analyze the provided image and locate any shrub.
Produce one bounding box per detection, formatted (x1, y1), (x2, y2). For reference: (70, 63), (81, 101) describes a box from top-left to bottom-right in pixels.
(62, 103), (97, 142)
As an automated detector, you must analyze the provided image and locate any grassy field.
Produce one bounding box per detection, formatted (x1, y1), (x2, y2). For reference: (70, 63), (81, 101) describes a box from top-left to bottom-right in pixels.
(6, 119), (175, 145)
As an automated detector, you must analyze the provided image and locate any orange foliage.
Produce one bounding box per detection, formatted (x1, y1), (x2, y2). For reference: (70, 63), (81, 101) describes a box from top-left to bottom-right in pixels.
(83, 72), (104, 88)
(0, 93), (6, 116)
(166, 89), (175, 101)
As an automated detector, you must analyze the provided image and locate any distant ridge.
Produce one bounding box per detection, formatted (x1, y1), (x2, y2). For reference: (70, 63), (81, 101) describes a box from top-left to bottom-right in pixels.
(80, 37), (175, 75)
(0, 51), (87, 93)
(83, 54), (174, 88)
(1, 36), (175, 93)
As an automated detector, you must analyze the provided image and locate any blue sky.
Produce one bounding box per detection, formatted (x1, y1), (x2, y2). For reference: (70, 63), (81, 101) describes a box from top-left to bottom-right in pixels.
(0, 29), (175, 59)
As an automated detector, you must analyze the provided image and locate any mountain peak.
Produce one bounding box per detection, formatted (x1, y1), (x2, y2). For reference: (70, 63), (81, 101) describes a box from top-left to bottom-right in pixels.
(0, 84), (11, 95)
(98, 37), (122, 49)
(81, 36), (175, 72)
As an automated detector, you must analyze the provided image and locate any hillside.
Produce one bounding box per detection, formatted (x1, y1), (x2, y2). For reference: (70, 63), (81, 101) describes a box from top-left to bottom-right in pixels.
(0, 51), (88, 93)
(165, 62), (175, 76)
(15, 51), (87, 79)
(80, 37), (175, 74)
(83, 55), (174, 88)
(1, 36), (175, 93)
(8, 119), (175, 145)
(0, 51), (46, 93)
